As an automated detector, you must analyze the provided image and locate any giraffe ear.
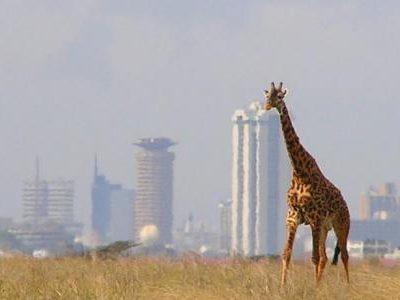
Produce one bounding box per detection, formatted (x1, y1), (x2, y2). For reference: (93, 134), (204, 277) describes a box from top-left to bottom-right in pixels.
(283, 88), (288, 96)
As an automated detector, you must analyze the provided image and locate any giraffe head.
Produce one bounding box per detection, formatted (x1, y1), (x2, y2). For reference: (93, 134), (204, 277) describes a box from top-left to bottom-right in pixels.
(264, 82), (287, 110)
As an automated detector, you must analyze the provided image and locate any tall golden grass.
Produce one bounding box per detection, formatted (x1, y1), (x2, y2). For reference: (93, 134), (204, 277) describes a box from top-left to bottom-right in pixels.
(0, 257), (399, 299)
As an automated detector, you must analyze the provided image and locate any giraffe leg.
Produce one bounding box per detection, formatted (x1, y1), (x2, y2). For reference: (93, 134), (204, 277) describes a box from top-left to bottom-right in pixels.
(317, 227), (328, 282)
(333, 222), (350, 283)
(310, 225), (321, 282)
(338, 228), (350, 283)
(281, 219), (297, 285)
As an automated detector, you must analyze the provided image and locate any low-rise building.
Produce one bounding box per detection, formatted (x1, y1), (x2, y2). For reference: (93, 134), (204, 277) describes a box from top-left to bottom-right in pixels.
(348, 239), (391, 259)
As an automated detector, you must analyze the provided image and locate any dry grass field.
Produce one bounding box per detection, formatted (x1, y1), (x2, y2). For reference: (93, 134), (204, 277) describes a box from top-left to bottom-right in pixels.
(0, 257), (399, 299)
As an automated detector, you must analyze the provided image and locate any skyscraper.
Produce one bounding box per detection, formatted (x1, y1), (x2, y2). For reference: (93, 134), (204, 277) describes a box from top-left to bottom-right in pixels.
(231, 102), (290, 256)
(133, 137), (175, 245)
(47, 179), (74, 225)
(23, 159), (75, 226)
(109, 188), (135, 242)
(91, 156), (125, 244)
(20, 159), (81, 252)
(23, 175), (48, 223)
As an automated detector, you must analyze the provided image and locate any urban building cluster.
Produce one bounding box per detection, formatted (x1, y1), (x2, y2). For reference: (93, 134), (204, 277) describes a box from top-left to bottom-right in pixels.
(0, 138), (177, 256)
(91, 137), (178, 255)
(348, 183), (400, 258)
(0, 102), (399, 260)
(5, 159), (83, 254)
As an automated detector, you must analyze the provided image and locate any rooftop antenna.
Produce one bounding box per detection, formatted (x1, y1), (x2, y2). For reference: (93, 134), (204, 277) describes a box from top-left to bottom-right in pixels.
(94, 153), (99, 178)
(35, 156), (40, 182)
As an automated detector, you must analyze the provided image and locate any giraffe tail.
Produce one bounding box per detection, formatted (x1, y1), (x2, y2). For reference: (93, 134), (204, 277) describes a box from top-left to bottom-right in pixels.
(331, 242), (340, 265)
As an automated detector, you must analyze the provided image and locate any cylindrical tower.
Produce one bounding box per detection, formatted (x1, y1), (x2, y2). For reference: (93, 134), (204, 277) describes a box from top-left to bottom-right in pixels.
(133, 137), (175, 245)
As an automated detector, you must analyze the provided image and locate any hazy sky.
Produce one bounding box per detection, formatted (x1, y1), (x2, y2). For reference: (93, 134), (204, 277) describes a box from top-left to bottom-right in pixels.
(1, 1), (400, 230)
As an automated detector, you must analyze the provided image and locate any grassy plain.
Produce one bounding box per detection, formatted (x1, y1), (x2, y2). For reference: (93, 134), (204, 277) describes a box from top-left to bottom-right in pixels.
(0, 257), (399, 299)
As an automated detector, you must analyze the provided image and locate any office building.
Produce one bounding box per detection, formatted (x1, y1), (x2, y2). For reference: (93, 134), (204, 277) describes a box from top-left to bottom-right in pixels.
(133, 137), (175, 245)
(218, 199), (232, 253)
(23, 159), (48, 223)
(91, 156), (134, 244)
(360, 183), (400, 221)
(231, 102), (290, 256)
(20, 159), (81, 252)
(346, 183), (400, 250)
(174, 214), (219, 255)
(11, 220), (73, 253)
(109, 188), (135, 242)
(23, 159), (75, 227)
(350, 219), (400, 248)
(47, 179), (74, 225)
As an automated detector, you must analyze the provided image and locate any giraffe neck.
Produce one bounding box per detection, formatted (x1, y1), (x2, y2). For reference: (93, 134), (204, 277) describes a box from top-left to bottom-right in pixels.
(277, 101), (318, 178)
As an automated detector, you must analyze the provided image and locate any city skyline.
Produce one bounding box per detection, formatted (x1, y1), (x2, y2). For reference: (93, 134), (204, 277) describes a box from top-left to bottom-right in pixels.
(1, 1), (400, 230)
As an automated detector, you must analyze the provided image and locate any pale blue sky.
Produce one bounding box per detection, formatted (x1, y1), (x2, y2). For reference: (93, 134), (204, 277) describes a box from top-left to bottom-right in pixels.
(0, 1), (399, 230)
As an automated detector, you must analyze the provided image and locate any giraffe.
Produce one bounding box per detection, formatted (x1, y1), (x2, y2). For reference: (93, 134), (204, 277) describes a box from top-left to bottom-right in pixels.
(263, 82), (350, 284)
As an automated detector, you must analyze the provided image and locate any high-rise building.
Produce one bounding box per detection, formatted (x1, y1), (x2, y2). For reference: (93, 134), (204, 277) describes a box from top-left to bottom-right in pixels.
(23, 159), (48, 223)
(20, 159), (81, 252)
(91, 156), (131, 244)
(231, 102), (290, 256)
(109, 188), (135, 242)
(133, 137), (175, 245)
(23, 159), (75, 226)
(218, 199), (232, 253)
(47, 179), (74, 225)
(360, 183), (400, 221)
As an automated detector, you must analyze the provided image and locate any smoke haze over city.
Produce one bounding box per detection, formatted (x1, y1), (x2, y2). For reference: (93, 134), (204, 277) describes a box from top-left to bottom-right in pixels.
(1, 0), (400, 230)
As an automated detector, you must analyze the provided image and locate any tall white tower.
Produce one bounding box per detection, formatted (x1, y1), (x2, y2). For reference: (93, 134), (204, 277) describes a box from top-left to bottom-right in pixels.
(231, 102), (290, 256)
